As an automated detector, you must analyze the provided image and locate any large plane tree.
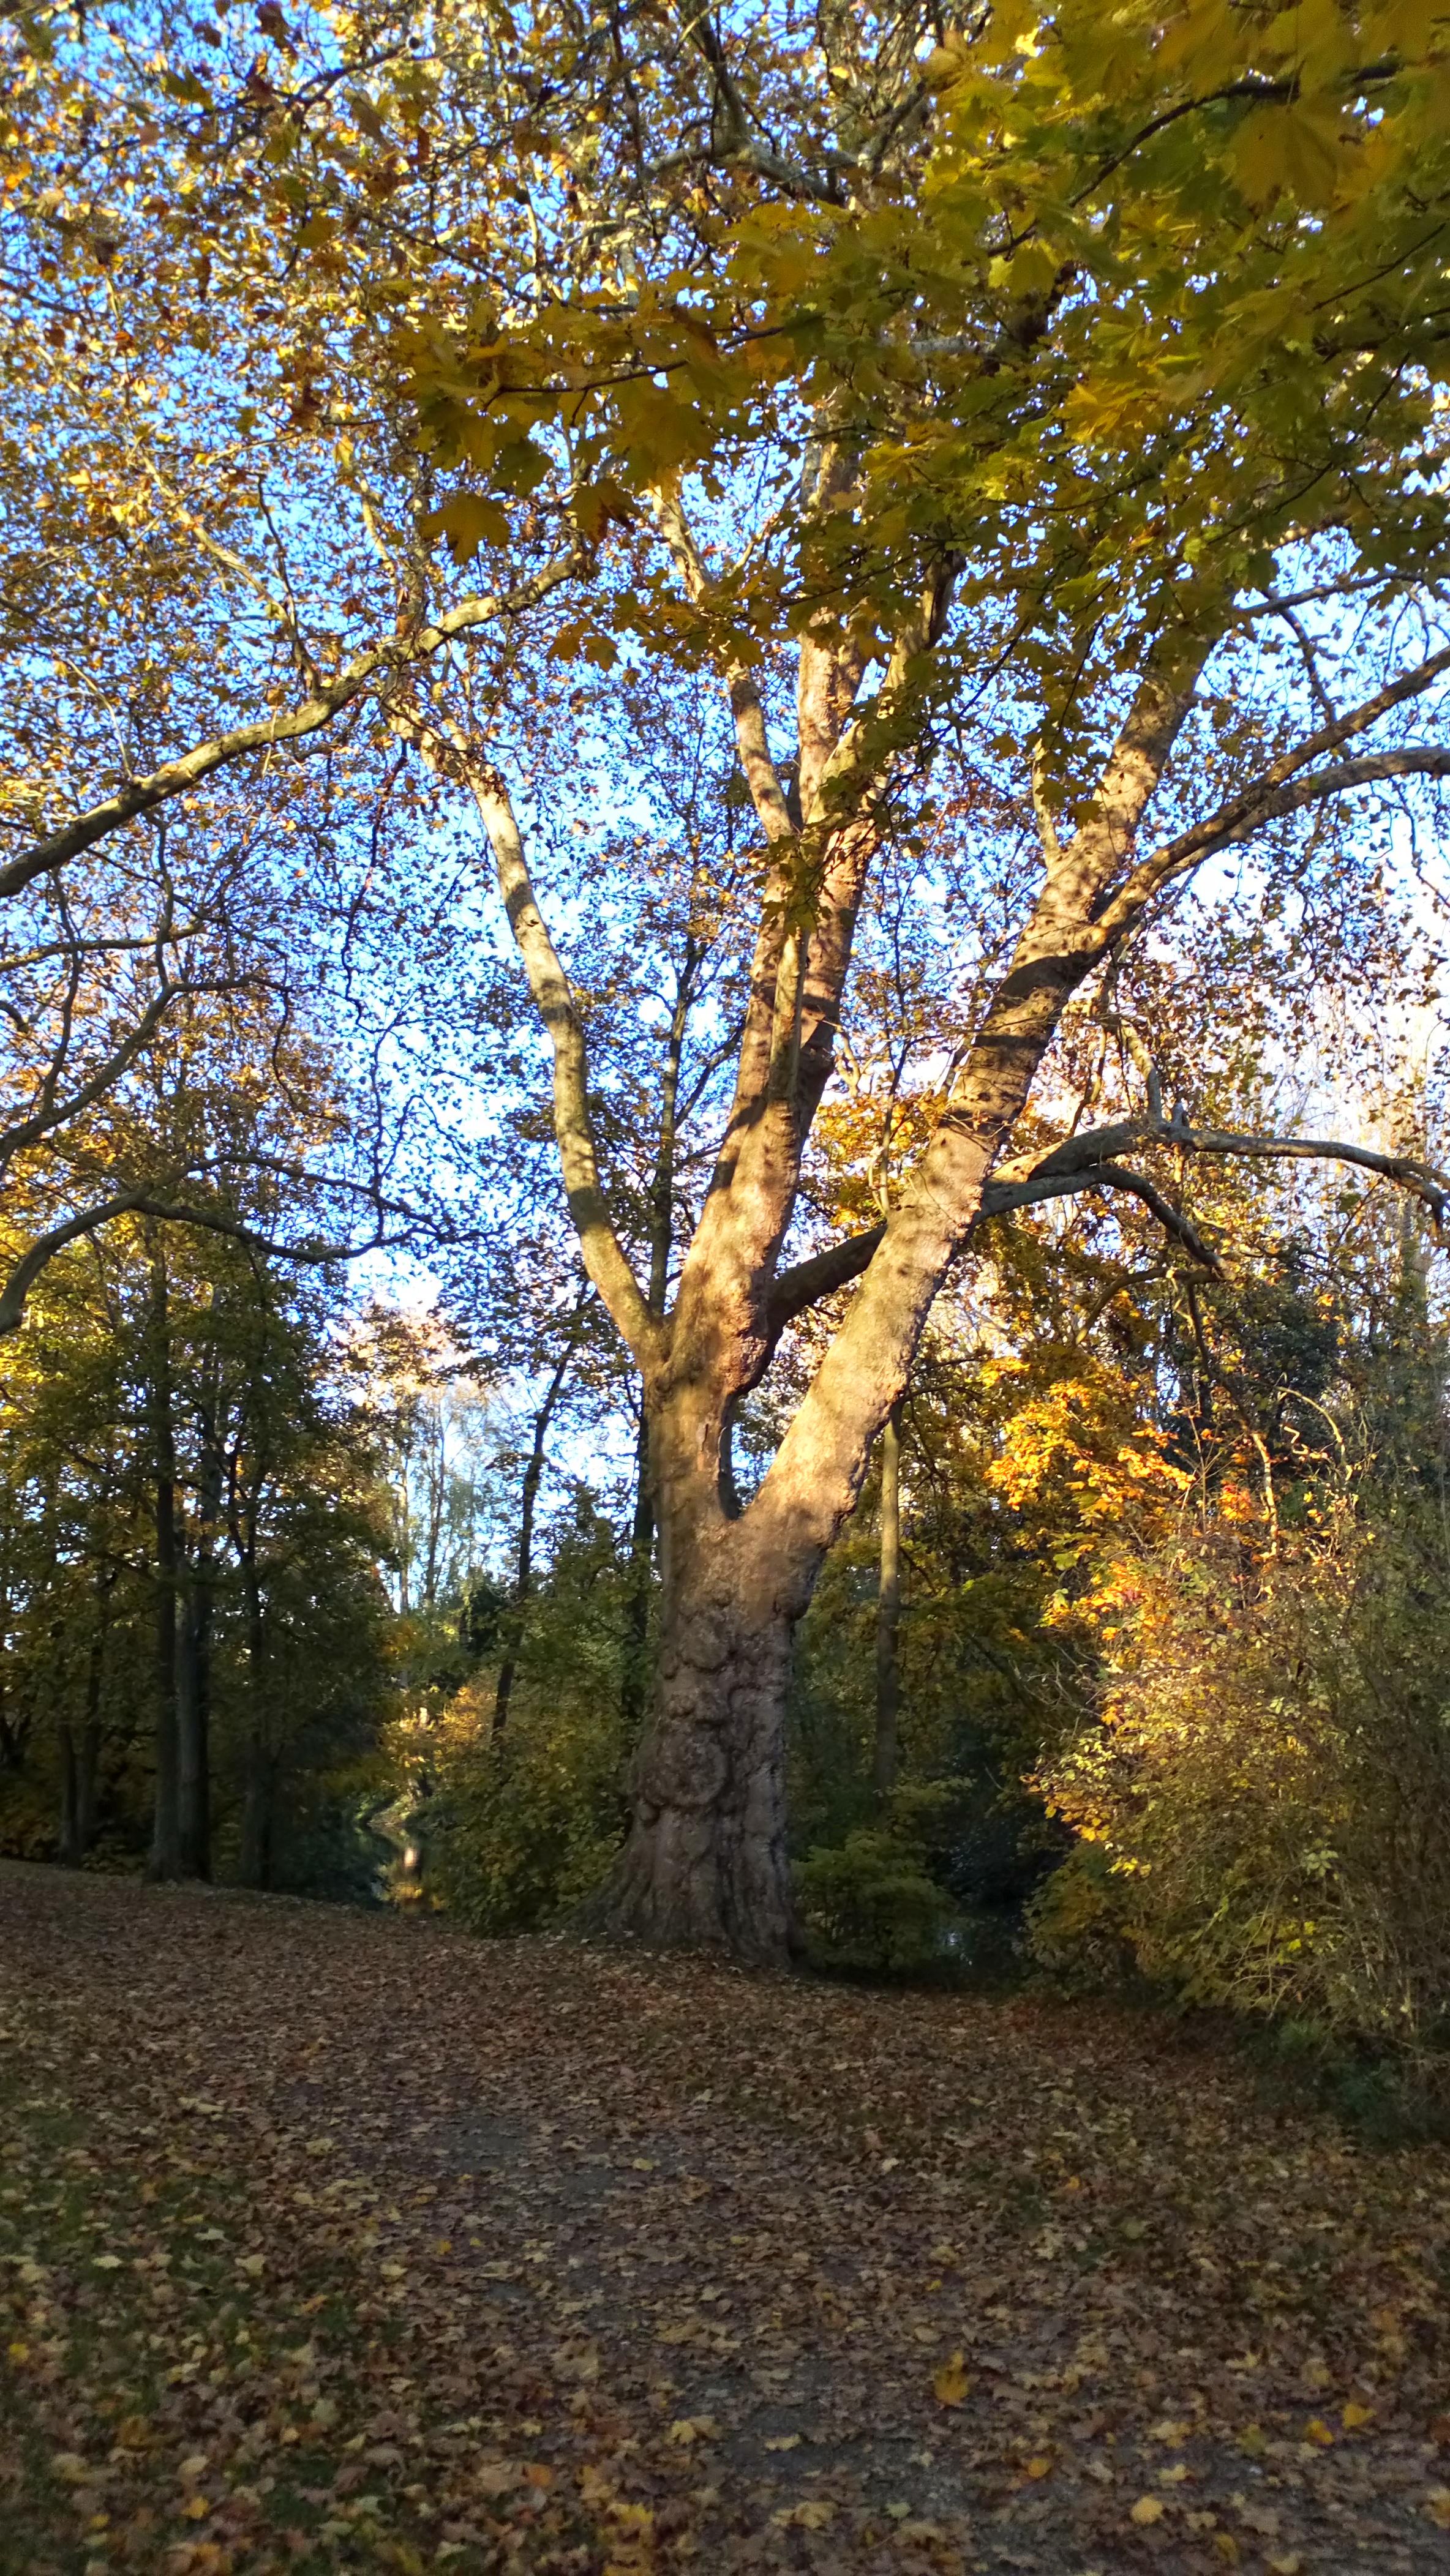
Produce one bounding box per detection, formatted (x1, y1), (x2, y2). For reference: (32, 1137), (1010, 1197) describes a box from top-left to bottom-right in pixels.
(9, 2), (1450, 1959)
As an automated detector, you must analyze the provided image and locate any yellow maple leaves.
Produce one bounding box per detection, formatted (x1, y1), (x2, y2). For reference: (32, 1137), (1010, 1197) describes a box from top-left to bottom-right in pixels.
(931, 2348), (971, 2406)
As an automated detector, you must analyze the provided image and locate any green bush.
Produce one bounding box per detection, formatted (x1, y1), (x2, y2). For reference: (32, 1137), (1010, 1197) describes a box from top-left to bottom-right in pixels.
(795, 1827), (954, 1975)
(427, 1683), (625, 1935)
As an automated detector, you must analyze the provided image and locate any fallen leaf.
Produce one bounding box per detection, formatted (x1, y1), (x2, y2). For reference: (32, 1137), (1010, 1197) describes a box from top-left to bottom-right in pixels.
(1130, 2494), (1166, 2525)
(932, 2349), (971, 2406)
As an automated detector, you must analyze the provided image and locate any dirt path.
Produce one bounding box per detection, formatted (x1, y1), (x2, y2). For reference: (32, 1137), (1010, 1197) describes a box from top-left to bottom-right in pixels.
(2, 1864), (1448, 2575)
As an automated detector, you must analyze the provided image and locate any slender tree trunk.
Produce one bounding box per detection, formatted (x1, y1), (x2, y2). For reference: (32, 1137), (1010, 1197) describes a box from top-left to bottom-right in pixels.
(873, 1401), (903, 1807)
(494, 1349), (571, 1735)
(238, 1544), (274, 1889)
(238, 1535), (276, 1885)
(147, 1257), (182, 1882)
(58, 1722), (81, 1866)
(58, 1603), (107, 1865)
(619, 949), (693, 1734)
(178, 1429), (222, 1880)
(620, 1408), (655, 1735)
(177, 1582), (212, 1879)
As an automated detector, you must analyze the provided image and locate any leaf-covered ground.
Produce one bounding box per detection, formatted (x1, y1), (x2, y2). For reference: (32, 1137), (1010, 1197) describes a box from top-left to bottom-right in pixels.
(2, 1867), (1449, 2576)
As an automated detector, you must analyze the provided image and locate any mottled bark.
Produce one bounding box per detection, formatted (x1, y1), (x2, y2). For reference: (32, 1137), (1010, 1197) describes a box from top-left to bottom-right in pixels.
(602, 1515), (795, 1961)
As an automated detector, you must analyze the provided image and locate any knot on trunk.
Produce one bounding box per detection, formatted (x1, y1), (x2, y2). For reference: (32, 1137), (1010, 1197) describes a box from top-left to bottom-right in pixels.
(634, 1721), (729, 1814)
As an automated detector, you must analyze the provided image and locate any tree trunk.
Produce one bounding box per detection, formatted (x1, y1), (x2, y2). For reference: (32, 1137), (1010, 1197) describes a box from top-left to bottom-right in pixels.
(595, 1402), (800, 1962)
(178, 1429), (222, 1880)
(873, 1401), (903, 1807)
(177, 1581), (212, 1879)
(58, 1608), (107, 1865)
(494, 1347), (572, 1735)
(147, 1256), (182, 1882)
(238, 1547), (273, 1889)
(239, 1751), (276, 1889)
(58, 1723), (81, 1866)
(603, 1546), (796, 1963)
(620, 1407), (655, 1735)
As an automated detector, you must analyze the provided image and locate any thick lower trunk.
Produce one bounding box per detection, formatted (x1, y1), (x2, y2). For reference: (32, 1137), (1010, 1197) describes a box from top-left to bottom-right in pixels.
(600, 1541), (797, 1964)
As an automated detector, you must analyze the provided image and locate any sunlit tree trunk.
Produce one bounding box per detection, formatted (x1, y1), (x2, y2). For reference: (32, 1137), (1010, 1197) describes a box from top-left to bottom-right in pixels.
(599, 1413), (797, 1960)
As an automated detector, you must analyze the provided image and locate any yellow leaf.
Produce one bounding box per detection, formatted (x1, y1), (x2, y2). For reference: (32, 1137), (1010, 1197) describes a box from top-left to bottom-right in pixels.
(1130, 2495), (1166, 2525)
(763, 2434), (801, 2451)
(1305, 2416), (1335, 2447)
(667, 2417), (718, 2446)
(773, 2500), (834, 2528)
(1342, 2398), (1374, 2430)
(424, 493), (509, 563)
(1266, 2556), (1302, 2574)
(1426, 2488), (1450, 2530)
(1026, 2453), (1052, 2479)
(184, 2495), (211, 2520)
(932, 2349), (971, 2406)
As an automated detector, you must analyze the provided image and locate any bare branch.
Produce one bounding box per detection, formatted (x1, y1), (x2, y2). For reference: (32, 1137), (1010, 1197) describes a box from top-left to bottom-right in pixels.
(1095, 645), (1450, 943)
(2, 549), (582, 894)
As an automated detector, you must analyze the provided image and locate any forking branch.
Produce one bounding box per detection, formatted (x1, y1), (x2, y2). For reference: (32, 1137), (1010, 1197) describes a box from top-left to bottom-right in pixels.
(765, 1114), (1448, 1344)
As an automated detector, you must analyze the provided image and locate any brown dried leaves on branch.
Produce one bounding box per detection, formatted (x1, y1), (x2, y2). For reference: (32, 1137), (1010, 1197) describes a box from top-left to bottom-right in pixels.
(2, 1866), (1449, 2575)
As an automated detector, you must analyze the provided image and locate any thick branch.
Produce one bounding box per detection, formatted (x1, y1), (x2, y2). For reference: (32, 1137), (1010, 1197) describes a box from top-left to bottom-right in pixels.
(453, 750), (659, 1365)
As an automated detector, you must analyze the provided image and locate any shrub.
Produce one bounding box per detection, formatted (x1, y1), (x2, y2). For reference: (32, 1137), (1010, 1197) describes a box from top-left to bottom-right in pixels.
(1031, 1496), (1450, 2060)
(426, 1677), (626, 1935)
(795, 1826), (954, 1975)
